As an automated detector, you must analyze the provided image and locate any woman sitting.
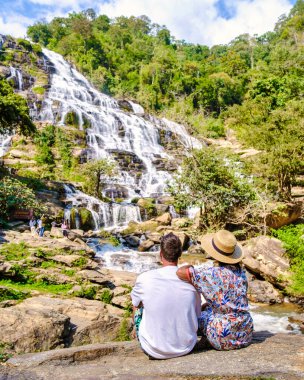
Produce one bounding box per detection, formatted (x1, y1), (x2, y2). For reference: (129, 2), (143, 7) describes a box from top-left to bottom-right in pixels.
(177, 229), (253, 351)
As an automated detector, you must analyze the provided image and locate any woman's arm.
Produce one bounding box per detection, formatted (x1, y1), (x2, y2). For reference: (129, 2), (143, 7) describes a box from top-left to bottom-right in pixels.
(176, 265), (193, 283)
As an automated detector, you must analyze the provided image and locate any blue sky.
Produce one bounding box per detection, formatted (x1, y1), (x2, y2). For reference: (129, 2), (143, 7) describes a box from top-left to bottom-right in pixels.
(0, 0), (297, 46)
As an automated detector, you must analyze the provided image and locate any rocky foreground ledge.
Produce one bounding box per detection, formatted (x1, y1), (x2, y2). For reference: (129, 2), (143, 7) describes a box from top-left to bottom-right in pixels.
(1, 332), (303, 380)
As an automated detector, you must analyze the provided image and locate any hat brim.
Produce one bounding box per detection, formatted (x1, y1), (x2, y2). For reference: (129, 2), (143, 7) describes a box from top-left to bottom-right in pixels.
(199, 233), (243, 264)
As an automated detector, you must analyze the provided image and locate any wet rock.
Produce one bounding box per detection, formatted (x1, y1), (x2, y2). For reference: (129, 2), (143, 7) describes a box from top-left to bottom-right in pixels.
(124, 235), (140, 247)
(138, 239), (154, 252)
(288, 314), (304, 333)
(247, 272), (284, 304)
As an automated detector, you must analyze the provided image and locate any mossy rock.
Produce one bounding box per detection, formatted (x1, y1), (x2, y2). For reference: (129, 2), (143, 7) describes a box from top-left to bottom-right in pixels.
(64, 111), (79, 127)
(78, 208), (94, 231)
(121, 220), (159, 235)
(137, 198), (157, 218)
(0, 286), (29, 302)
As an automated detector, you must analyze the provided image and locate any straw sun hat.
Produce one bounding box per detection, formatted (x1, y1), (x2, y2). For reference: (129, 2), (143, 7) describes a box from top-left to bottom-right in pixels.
(199, 229), (243, 264)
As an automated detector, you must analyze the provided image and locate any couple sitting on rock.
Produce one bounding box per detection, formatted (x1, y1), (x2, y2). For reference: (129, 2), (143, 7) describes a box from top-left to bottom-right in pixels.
(131, 231), (253, 360)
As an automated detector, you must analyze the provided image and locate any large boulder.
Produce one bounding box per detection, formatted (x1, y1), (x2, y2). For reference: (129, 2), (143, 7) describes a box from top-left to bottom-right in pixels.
(247, 272), (284, 304)
(154, 212), (172, 226)
(0, 296), (122, 354)
(50, 227), (64, 238)
(243, 236), (290, 289)
(266, 202), (302, 229)
(138, 239), (154, 252)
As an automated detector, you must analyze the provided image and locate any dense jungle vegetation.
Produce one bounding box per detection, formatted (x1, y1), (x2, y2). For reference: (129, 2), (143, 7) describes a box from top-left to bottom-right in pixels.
(26, 1), (304, 200)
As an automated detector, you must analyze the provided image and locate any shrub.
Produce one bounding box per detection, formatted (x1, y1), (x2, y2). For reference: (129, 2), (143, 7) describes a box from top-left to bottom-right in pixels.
(100, 288), (113, 304)
(272, 224), (304, 296)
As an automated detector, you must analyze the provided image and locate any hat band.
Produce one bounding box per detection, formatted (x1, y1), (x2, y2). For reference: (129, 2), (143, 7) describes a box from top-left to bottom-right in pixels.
(212, 238), (234, 256)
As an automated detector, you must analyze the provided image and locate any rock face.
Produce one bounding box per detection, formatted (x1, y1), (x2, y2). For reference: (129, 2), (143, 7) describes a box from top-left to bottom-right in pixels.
(266, 202), (302, 229)
(247, 272), (284, 304)
(0, 296), (122, 354)
(243, 236), (290, 289)
(4, 333), (304, 380)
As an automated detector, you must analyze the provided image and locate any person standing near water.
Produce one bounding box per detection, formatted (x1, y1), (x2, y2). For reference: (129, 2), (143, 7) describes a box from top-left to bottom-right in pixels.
(29, 217), (36, 237)
(131, 232), (201, 359)
(61, 220), (69, 237)
(37, 215), (46, 237)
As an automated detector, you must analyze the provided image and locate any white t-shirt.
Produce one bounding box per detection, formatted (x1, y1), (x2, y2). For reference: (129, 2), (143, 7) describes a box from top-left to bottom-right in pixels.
(131, 265), (201, 359)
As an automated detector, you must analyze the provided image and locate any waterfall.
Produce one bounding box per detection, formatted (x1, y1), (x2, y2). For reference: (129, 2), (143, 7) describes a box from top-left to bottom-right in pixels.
(63, 184), (141, 230)
(129, 101), (145, 115)
(40, 49), (202, 199)
(0, 134), (12, 158)
(8, 67), (23, 91)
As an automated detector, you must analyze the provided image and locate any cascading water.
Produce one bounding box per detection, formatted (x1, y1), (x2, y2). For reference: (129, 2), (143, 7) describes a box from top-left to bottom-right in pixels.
(0, 134), (12, 158)
(7, 66), (23, 91)
(63, 184), (141, 230)
(39, 49), (202, 199)
(129, 101), (145, 115)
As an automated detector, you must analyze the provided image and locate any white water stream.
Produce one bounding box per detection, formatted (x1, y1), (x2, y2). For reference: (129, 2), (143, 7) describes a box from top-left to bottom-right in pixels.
(41, 49), (202, 201)
(63, 184), (141, 230)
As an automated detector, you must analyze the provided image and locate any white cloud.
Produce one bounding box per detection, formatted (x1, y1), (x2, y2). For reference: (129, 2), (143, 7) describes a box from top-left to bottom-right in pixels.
(0, 0), (294, 46)
(98, 0), (293, 46)
(0, 14), (30, 38)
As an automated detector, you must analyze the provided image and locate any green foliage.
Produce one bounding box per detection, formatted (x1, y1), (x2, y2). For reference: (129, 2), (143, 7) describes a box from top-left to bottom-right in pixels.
(271, 223), (304, 295)
(16, 38), (33, 51)
(169, 147), (255, 228)
(61, 268), (75, 276)
(100, 288), (113, 304)
(0, 177), (46, 220)
(115, 318), (131, 341)
(0, 79), (36, 135)
(0, 286), (29, 302)
(72, 256), (87, 267)
(64, 111), (79, 126)
(81, 159), (117, 198)
(32, 86), (45, 95)
(0, 343), (13, 363)
(0, 242), (29, 261)
(73, 285), (97, 299)
(0, 279), (73, 294)
(108, 236), (120, 247)
(55, 128), (73, 171)
(226, 99), (304, 199)
(40, 260), (57, 269)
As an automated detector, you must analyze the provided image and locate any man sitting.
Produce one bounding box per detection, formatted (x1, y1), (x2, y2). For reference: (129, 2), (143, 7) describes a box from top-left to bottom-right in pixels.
(131, 232), (201, 359)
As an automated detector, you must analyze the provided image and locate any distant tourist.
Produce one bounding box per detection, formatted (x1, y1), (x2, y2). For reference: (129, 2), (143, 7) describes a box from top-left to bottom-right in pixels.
(37, 215), (46, 237)
(61, 220), (69, 237)
(177, 230), (253, 351)
(29, 217), (36, 237)
(131, 232), (201, 359)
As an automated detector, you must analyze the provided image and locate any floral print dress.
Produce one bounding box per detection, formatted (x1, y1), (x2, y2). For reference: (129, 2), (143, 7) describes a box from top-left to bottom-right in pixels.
(189, 264), (253, 350)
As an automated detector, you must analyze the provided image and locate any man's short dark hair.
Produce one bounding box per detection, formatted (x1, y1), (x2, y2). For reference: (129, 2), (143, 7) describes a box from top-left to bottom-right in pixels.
(160, 232), (182, 262)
